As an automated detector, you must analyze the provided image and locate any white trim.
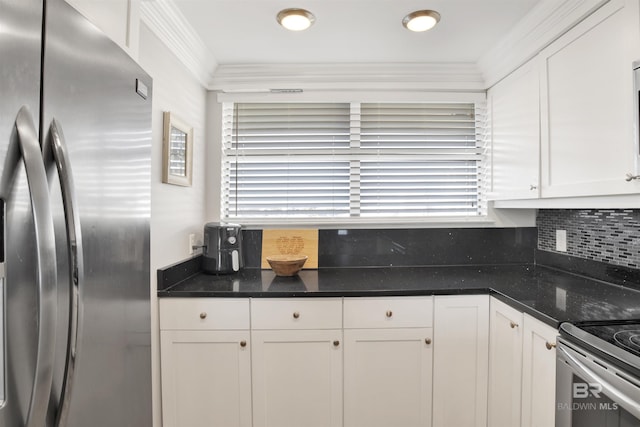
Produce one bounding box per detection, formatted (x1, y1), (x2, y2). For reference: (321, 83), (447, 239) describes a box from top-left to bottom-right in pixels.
(125, 0), (141, 59)
(140, 0), (217, 87)
(210, 63), (486, 92)
(216, 90), (486, 104)
(230, 217), (497, 230)
(138, 0), (610, 93)
(493, 194), (640, 209)
(136, 0), (613, 93)
(232, 207), (538, 229)
(479, 0), (610, 88)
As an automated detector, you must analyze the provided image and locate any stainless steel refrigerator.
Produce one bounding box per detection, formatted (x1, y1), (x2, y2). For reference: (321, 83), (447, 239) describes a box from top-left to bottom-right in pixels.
(0, 0), (152, 426)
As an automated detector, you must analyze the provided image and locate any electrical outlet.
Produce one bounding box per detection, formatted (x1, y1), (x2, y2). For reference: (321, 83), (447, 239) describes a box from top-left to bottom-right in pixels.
(189, 233), (196, 255)
(556, 229), (567, 252)
(556, 287), (567, 311)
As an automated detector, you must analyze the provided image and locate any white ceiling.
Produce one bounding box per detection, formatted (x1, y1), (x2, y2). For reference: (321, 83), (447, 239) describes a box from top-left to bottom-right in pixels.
(173, 0), (542, 66)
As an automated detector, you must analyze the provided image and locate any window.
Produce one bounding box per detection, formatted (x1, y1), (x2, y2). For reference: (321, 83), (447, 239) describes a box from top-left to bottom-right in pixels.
(221, 101), (487, 222)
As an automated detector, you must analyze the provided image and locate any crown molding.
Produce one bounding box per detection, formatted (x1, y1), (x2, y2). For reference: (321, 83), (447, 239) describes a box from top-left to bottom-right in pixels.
(140, 0), (217, 87)
(210, 63), (486, 92)
(479, 0), (610, 88)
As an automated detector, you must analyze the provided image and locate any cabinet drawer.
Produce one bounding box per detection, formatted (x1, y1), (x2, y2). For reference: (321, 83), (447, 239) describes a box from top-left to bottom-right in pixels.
(344, 296), (433, 328)
(251, 298), (342, 330)
(160, 298), (250, 330)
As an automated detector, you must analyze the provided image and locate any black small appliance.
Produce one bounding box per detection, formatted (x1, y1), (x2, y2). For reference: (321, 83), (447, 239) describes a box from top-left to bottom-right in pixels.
(202, 222), (243, 274)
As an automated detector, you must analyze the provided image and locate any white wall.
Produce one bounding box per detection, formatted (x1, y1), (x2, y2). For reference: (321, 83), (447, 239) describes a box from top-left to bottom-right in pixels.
(138, 22), (208, 427)
(205, 93), (222, 222)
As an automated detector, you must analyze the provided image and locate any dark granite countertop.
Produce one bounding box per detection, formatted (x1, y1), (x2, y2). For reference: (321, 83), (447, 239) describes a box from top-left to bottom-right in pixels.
(157, 260), (640, 328)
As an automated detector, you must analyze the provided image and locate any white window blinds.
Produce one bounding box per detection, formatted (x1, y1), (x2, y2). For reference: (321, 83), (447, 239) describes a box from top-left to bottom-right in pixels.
(221, 101), (486, 220)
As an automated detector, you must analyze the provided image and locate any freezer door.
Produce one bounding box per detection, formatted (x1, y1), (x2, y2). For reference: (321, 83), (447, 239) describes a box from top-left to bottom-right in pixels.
(0, 2), (59, 427)
(0, 108), (58, 427)
(41, 0), (153, 426)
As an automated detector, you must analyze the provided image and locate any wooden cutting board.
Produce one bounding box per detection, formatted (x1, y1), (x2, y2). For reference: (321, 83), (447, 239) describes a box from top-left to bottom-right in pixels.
(261, 229), (319, 269)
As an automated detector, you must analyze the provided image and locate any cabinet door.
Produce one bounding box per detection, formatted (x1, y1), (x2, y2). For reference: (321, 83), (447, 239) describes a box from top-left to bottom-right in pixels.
(343, 328), (433, 427)
(160, 330), (252, 427)
(65, 0), (135, 54)
(251, 329), (343, 427)
(521, 314), (558, 427)
(488, 298), (524, 427)
(540, 0), (640, 197)
(489, 58), (540, 200)
(433, 295), (489, 427)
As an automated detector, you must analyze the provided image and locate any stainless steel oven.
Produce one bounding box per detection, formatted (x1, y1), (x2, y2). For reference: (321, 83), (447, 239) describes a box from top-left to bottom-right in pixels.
(556, 322), (640, 427)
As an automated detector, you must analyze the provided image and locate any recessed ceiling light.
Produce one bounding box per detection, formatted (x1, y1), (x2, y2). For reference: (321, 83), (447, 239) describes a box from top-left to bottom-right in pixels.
(402, 10), (441, 32)
(277, 8), (315, 31)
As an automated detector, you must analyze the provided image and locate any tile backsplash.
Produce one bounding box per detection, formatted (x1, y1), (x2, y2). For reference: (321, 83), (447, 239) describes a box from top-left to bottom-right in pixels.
(537, 209), (640, 269)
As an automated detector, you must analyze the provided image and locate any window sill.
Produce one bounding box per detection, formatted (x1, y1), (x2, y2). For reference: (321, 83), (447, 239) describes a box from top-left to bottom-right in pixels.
(223, 216), (496, 229)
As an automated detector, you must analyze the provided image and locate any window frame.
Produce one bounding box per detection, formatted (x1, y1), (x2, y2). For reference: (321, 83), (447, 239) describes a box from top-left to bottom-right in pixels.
(218, 93), (491, 227)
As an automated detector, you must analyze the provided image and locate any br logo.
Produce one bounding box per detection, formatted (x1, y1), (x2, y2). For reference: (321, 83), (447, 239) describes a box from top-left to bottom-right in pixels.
(573, 383), (603, 399)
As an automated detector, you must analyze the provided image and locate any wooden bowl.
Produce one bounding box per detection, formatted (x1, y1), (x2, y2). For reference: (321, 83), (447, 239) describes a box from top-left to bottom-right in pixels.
(266, 255), (308, 276)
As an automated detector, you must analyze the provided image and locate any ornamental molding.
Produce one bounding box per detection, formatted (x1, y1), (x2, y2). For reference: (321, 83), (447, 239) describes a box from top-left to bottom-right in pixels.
(140, 0), (217, 87)
(210, 63), (486, 92)
(139, 0), (609, 91)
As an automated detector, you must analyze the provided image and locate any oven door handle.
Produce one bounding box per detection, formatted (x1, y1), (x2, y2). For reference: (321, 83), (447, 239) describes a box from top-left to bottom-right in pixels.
(558, 345), (640, 419)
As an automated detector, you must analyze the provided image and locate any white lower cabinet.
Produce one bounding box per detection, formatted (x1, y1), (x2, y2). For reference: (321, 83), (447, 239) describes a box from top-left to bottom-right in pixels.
(159, 298), (252, 427)
(488, 298), (524, 427)
(160, 330), (252, 427)
(521, 314), (557, 427)
(250, 298), (343, 427)
(251, 329), (343, 427)
(159, 294), (559, 427)
(433, 295), (490, 427)
(343, 297), (433, 427)
(487, 297), (558, 427)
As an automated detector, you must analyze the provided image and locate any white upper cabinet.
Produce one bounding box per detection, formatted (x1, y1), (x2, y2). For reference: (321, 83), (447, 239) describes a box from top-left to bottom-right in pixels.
(65, 0), (139, 58)
(488, 59), (541, 200)
(539, 0), (640, 198)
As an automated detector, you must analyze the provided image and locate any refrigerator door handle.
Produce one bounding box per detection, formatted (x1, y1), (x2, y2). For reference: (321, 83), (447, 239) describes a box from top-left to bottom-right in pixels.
(44, 118), (84, 427)
(0, 106), (57, 427)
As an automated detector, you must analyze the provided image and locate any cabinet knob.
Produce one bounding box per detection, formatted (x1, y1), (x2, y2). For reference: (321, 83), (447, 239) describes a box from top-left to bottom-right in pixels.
(625, 173), (640, 182)
(510, 321), (519, 329)
(333, 340), (340, 347)
(240, 340), (247, 348)
(546, 342), (556, 350)
(385, 310), (393, 318)
(530, 184), (537, 190)
(425, 338), (432, 345)
(293, 311), (300, 319)
(199, 312), (207, 320)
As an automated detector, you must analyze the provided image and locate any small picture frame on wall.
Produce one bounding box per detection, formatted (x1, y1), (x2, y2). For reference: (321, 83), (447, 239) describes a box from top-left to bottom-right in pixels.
(162, 111), (193, 186)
